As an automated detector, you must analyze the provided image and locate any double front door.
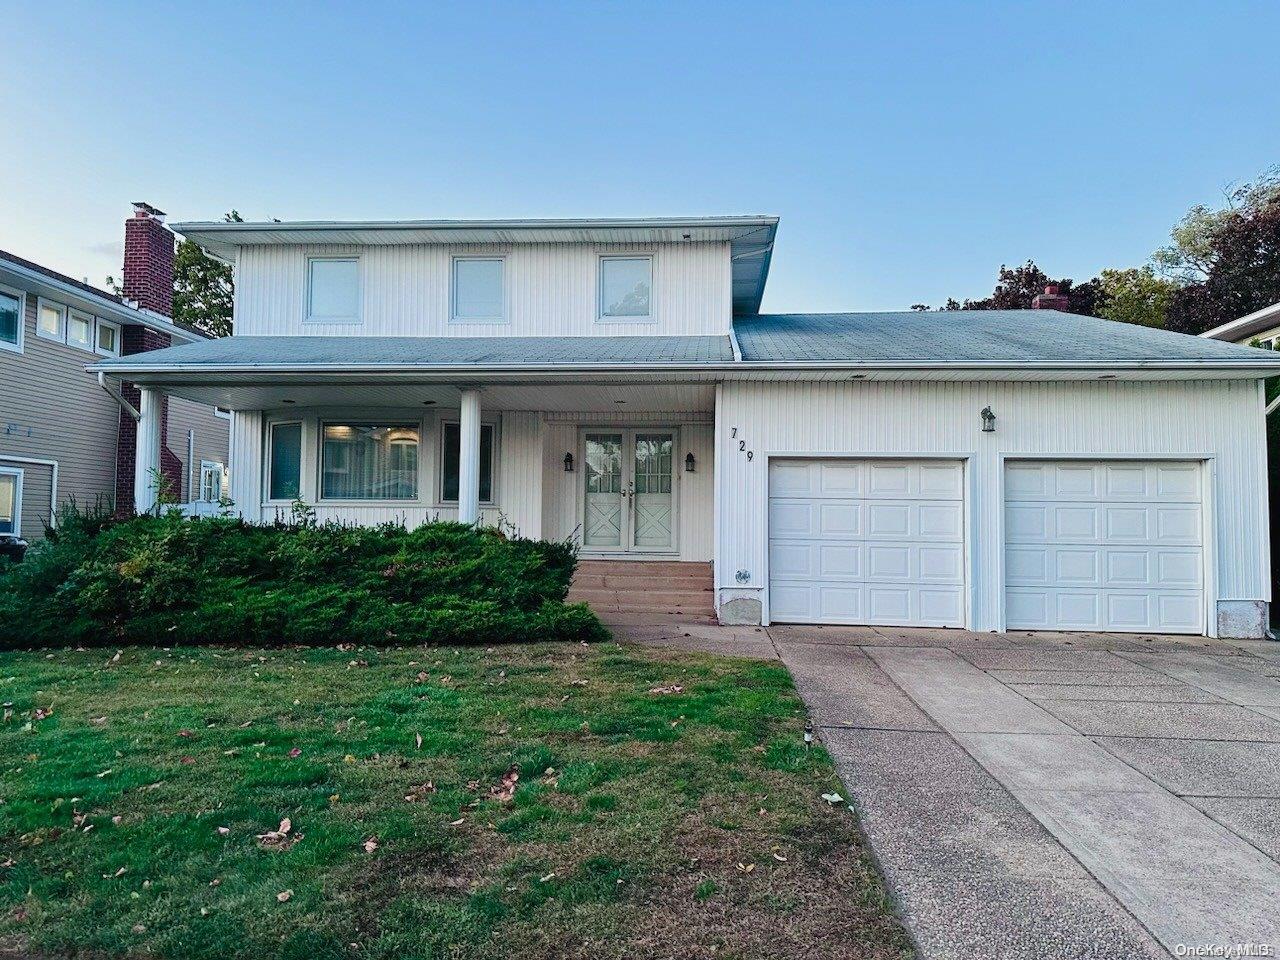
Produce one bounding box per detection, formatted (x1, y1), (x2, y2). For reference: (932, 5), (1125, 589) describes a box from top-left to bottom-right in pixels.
(582, 429), (677, 553)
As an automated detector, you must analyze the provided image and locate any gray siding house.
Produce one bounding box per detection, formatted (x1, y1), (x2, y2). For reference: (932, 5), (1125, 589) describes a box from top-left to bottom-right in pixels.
(0, 205), (229, 540)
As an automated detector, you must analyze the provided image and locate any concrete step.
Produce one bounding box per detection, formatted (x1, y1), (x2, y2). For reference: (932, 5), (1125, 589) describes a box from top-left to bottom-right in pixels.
(576, 560), (712, 578)
(568, 587), (715, 608)
(571, 574), (715, 591)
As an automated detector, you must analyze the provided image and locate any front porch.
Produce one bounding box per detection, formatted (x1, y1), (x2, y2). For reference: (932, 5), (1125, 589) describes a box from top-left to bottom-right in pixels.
(131, 379), (717, 565)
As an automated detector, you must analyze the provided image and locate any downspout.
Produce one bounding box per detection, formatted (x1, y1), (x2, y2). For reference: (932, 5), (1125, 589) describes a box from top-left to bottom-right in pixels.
(187, 429), (196, 503)
(97, 371), (141, 421)
(1266, 394), (1280, 416)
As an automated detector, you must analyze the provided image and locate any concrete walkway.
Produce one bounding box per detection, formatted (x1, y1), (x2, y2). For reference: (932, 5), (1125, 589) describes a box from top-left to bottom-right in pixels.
(770, 625), (1280, 959)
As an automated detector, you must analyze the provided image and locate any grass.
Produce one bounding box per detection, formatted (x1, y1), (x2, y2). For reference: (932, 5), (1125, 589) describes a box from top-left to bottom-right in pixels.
(0, 640), (911, 959)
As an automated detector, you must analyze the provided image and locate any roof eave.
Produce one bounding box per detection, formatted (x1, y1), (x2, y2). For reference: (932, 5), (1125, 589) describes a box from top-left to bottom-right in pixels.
(1201, 302), (1280, 342)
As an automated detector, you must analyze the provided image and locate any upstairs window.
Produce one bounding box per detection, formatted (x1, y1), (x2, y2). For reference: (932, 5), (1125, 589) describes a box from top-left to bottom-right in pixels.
(95, 319), (121, 357)
(451, 257), (505, 322)
(306, 258), (360, 323)
(0, 289), (20, 352)
(598, 256), (652, 321)
(68, 310), (94, 349)
(37, 300), (66, 341)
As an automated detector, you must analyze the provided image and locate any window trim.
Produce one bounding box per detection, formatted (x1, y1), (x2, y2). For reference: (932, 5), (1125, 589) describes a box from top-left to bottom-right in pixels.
(596, 254), (655, 323)
(199, 460), (226, 503)
(450, 255), (508, 324)
(437, 417), (499, 506)
(94, 318), (121, 357)
(67, 309), (94, 349)
(304, 256), (362, 325)
(317, 420), (421, 503)
(0, 466), (23, 537)
(35, 298), (67, 342)
(0, 284), (24, 354)
(265, 419), (305, 504)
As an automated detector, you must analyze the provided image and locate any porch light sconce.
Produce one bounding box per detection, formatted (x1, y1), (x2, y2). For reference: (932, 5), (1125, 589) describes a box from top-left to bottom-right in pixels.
(685, 452), (696, 473)
(980, 406), (996, 433)
(564, 452), (575, 473)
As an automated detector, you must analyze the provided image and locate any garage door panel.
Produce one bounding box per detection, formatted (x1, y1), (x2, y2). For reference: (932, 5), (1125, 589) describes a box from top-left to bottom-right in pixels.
(1004, 460), (1203, 634)
(769, 459), (967, 627)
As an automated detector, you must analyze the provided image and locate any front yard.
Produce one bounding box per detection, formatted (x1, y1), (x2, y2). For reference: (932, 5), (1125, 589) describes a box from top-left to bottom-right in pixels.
(0, 641), (910, 959)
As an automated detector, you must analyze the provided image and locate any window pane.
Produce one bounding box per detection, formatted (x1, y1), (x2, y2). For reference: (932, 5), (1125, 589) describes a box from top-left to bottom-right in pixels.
(38, 303), (64, 337)
(307, 259), (359, 320)
(97, 322), (118, 354)
(269, 422), (302, 501)
(0, 474), (14, 534)
(0, 292), (18, 345)
(68, 312), (93, 347)
(453, 259), (504, 320)
(321, 424), (418, 500)
(441, 423), (494, 503)
(600, 257), (651, 318)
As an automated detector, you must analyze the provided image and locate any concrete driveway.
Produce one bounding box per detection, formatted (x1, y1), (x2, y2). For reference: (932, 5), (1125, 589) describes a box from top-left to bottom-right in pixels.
(768, 625), (1280, 959)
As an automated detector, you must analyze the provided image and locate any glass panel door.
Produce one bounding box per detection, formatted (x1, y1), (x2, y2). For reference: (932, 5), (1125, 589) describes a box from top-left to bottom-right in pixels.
(631, 433), (674, 550)
(583, 433), (624, 548)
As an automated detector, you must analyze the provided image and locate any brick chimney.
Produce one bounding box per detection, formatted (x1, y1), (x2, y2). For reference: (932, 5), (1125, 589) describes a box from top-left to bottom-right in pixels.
(1031, 283), (1071, 311)
(115, 203), (182, 514)
(122, 202), (175, 316)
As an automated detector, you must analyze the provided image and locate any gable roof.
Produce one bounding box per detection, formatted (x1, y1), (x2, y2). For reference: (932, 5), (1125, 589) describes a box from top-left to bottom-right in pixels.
(733, 310), (1280, 366)
(1201, 301), (1280, 343)
(0, 248), (206, 343)
(171, 216), (778, 317)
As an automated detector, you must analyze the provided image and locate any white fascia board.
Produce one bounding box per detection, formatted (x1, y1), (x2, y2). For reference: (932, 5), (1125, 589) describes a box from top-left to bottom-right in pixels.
(1202, 301), (1280, 341)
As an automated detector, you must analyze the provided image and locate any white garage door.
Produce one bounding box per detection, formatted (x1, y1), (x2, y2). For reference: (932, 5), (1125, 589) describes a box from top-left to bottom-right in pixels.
(768, 459), (966, 627)
(1004, 460), (1204, 634)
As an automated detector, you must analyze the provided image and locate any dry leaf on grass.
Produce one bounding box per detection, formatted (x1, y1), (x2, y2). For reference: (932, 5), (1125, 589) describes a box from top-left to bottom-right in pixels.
(362, 837), (378, 853)
(404, 782), (436, 802)
(257, 818), (302, 850)
(276, 889), (292, 903)
(490, 768), (519, 802)
(414, 732), (422, 750)
(648, 684), (685, 695)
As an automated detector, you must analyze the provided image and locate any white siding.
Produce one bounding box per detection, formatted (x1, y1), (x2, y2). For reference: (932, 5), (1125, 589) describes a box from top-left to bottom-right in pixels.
(716, 379), (1269, 632)
(235, 242), (731, 337)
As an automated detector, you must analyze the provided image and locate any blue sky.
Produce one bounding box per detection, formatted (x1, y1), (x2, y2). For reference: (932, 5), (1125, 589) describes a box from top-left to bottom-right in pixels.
(2, 1), (1278, 312)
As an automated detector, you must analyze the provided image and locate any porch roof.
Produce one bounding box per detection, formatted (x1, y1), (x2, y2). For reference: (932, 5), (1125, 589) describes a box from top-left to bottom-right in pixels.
(90, 333), (735, 372)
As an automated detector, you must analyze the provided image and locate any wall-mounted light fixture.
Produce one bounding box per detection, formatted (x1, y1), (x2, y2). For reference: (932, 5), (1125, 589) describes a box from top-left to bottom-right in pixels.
(685, 452), (696, 472)
(980, 406), (996, 433)
(564, 452), (575, 472)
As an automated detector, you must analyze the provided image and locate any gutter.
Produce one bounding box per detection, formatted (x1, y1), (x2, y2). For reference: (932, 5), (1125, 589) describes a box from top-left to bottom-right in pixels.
(86, 358), (1280, 377)
(98, 371), (141, 420)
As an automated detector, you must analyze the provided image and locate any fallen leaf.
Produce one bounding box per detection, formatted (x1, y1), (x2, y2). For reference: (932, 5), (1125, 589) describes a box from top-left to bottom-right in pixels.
(256, 818), (301, 850)
(276, 889), (292, 903)
(343, 754), (356, 764)
(177, 730), (193, 738)
(131, 923), (146, 934)
(539, 872), (556, 883)
(405, 782), (436, 802)
(179, 756), (195, 765)
(648, 684), (685, 695)
(414, 732), (422, 750)
(288, 747), (302, 759)
(448, 817), (465, 826)
(820, 792), (844, 805)
(362, 837), (378, 853)
(773, 853), (788, 862)
(90, 716), (107, 725)
(215, 826), (230, 836)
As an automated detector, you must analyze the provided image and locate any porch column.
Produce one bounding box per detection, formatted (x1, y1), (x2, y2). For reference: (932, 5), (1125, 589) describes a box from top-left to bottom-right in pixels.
(458, 388), (482, 525)
(134, 387), (164, 515)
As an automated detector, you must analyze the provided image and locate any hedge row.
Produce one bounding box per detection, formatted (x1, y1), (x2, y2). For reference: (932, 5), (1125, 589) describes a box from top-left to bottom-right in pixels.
(0, 508), (608, 649)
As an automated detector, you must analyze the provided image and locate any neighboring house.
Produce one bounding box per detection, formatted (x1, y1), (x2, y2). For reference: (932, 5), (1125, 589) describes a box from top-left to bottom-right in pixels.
(0, 204), (229, 541)
(1202, 301), (1280, 349)
(91, 217), (1280, 638)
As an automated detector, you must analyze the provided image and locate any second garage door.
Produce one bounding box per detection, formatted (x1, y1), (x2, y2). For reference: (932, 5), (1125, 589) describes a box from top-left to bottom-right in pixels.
(768, 459), (966, 627)
(1003, 460), (1204, 633)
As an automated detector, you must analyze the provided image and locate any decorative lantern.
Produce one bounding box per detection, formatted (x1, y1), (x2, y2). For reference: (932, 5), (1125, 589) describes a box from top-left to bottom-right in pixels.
(564, 452), (575, 472)
(981, 407), (996, 433)
(685, 452), (696, 472)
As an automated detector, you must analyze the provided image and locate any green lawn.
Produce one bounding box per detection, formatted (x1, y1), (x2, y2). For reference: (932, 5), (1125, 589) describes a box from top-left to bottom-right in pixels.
(0, 641), (910, 960)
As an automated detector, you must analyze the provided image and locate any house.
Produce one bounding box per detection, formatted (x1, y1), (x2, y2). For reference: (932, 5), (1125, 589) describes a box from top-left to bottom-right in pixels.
(0, 204), (229, 541)
(1202, 301), (1280, 349)
(89, 216), (1280, 638)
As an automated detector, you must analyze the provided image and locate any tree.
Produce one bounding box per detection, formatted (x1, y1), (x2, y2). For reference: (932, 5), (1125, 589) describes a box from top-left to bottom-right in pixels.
(1157, 169), (1280, 334)
(172, 210), (242, 338)
(934, 260), (1101, 315)
(1094, 266), (1176, 328)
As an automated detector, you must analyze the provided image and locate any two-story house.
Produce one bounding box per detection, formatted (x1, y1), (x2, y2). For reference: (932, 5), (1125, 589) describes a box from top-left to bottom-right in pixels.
(91, 216), (1280, 638)
(1, 204), (229, 542)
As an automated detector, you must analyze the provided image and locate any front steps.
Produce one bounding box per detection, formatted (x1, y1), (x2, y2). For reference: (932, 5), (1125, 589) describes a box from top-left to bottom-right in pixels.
(568, 560), (716, 621)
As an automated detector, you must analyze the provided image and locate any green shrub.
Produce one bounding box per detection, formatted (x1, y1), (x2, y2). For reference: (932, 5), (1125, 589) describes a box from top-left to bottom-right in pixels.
(0, 508), (607, 649)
